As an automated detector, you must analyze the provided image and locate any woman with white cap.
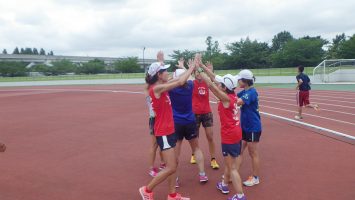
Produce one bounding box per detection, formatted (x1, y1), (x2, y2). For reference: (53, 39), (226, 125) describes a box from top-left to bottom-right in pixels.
(139, 51), (196, 200)
(235, 70), (262, 187)
(197, 64), (246, 200)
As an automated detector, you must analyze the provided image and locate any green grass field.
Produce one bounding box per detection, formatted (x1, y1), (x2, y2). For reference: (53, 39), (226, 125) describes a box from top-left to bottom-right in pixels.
(0, 67), (315, 82)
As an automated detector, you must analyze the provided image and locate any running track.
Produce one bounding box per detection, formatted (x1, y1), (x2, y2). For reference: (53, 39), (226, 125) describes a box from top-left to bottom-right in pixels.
(0, 85), (354, 200)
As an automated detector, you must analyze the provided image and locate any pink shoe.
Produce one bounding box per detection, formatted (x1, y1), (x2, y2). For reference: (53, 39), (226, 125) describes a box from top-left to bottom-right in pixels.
(159, 163), (166, 170)
(167, 193), (190, 200)
(148, 168), (158, 177)
(139, 186), (154, 200)
(199, 174), (208, 183)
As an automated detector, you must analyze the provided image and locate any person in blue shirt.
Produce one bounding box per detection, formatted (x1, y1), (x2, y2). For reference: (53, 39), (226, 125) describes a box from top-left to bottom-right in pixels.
(168, 63), (208, 184)
(295, 65), (319, 120)
(235, 69), (262, 187)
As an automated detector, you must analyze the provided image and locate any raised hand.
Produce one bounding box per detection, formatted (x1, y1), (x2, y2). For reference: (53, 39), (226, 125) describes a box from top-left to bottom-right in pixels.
(206, 61), (213, 71)
(157, 51), (164, 64)
(176, 58), (186, 69)
(187, 58), (196, 70)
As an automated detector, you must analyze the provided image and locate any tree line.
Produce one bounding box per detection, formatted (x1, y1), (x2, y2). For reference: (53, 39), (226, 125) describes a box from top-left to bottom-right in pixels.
(0, 57), (141, 77)
(2, 47), (54, 56)
(169, 31), (355, 70)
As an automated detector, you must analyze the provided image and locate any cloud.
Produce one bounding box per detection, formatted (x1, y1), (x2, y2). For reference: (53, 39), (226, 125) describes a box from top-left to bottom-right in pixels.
(0, 0), (354, 58)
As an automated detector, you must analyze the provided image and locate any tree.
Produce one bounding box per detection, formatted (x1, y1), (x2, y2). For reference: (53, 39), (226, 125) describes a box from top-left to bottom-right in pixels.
(271, 37), (326, 68)
(13, 47), (20, 54)
(2, 49), (7, 54)
(20, 48), (25, 54)
(50, 59), (76, 75)
(30, 64), (51, 75)
(338, 34), (355, 58)
(113, 57), (141, 73)
(33, 48), (39, 55)
(226, 37), (271, 68)
(0, 61), (28, 77)
(48, 51), (54, 56)
(24, 47), (33, 55)
(77, 59), (106, 74)
(39, 48), (46, 55)
(326, 33), (346, 59)
(271, 31), (294, 52)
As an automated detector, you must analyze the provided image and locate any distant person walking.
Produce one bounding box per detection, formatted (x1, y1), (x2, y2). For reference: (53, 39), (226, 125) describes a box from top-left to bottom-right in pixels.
(295, 65), (319, 120)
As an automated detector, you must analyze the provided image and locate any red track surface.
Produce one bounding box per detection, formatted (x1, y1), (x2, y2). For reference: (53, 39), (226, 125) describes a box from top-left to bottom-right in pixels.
(0, 85), (354, 200)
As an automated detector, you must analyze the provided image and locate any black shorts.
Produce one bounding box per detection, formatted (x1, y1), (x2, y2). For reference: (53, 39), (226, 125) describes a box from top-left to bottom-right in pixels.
(222, 141), (242, 158)
(195, 112), (213, 134)
(156, 133), (177, 151)
(242, 131), (262, 142)
(175, 122), (198, 141)
(149, 117), (155, 135)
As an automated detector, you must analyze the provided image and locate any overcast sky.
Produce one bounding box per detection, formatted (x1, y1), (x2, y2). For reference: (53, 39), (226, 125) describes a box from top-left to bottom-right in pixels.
(1, 0), (354, 59)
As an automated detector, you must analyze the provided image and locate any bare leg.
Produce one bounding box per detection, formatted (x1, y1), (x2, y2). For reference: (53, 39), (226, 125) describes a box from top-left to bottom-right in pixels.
(146, 148), (177, 191)
(236, 141), (247, 171)
(149, 135), (158, 168)
(204, 127), (216, 159)
(247, 142), (260, 177)
(225, 156), (244, 194)
(298, 106), (303, 118)
(189, 138), (205, 173)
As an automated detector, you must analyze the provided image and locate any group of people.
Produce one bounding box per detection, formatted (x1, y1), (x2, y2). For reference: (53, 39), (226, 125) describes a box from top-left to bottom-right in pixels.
(140, 52), (262, 200)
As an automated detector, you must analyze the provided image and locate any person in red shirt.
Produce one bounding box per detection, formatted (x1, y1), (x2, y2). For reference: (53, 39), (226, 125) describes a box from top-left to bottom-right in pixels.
(198, 63), (246, 200)
(191, 56), (219, 169)
(139, 51), (196, 200)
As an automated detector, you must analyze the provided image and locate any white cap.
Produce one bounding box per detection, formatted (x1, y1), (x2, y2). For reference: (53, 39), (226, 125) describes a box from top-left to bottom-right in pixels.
(215, 74), (238, 91)
(147, 62), (170, 76)
(173, 69), (186, 79)
(235, 69), (254, 80)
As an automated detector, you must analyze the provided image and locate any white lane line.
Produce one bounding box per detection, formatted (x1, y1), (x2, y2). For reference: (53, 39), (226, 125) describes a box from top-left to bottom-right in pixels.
(209, 100), (355, 141)
(0, 88), (144, 94)
(261, 96), (355, 109)
(259, 89), (355, 98)
(260, 99), (355, 117)
(261, 112), (355, 141)
(259, 92), (355, 103)
(261, 105), (355, 126)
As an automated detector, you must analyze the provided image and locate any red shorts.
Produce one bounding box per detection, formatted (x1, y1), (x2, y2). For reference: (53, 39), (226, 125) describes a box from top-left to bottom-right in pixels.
(296, 91), (310, 107)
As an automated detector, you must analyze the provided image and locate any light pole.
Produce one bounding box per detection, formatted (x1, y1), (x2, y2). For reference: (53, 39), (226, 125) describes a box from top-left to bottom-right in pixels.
(143, 46), (146, 73)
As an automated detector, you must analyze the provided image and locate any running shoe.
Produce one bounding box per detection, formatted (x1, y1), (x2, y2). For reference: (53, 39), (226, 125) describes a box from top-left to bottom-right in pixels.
(228, 194), (247, 200)
(216, 182), (229, 194)
(243, 176), (260, 187)
(148, 168), (158, 177)
(175, 177), (180, 188)
(294, 115), (303, 120)
(167, 193), (190, 200)
(139, 186), (154, 200)
(190, 155), (196, 164)
(199, 174), (208, 183)
(159, 163), (166, 170)
(211, 159), (220, 169)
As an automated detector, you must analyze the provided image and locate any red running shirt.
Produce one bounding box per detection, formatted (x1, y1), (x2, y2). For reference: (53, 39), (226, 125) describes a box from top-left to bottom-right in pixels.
(149, 86), (175, 136)
(218, 94), (242, 144)
(192, 80), (212, 114)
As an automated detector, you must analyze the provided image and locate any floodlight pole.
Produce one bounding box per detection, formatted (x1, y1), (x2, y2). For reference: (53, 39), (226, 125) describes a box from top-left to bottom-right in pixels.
(143, 47), (146, 73)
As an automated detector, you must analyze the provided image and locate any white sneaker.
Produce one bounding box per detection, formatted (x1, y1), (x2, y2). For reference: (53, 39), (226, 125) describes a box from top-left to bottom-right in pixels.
(294, 115), (303, 120)
(243, 176), (260, 187)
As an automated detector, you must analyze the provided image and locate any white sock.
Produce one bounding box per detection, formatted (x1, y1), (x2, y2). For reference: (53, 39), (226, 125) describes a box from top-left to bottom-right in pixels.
(199, 172), (206, 176)
(237, 193), (245, 198)
(222, 180), (228, 186)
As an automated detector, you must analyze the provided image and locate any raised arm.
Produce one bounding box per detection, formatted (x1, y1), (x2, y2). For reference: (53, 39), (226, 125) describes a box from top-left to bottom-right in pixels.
(153, 59), (195, 97)
(200, 61), (218, 83)
(199, 72), (230, 107)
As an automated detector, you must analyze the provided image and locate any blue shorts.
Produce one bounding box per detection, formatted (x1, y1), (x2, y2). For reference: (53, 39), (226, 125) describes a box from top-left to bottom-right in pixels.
(175, 122), (198, 141)
(242, 131), (262, 142)
(156, 133), (177, 151)
(222, 141), (242, 158)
